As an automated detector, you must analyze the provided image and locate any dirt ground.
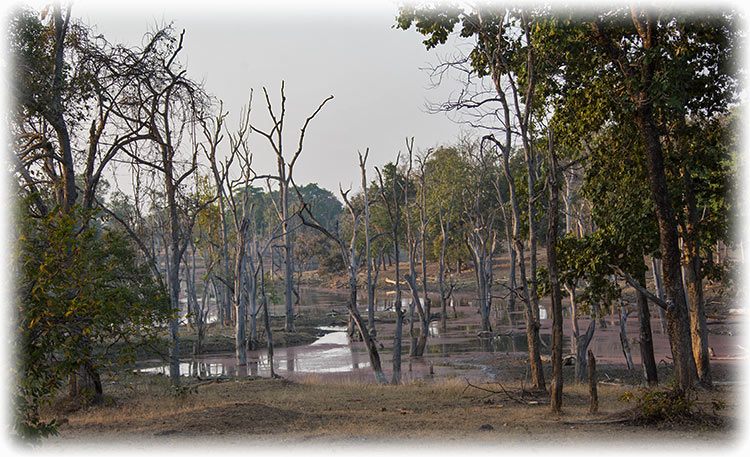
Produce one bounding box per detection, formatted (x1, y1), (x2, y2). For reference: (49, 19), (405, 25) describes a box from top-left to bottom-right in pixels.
(35, 367), (742, 452)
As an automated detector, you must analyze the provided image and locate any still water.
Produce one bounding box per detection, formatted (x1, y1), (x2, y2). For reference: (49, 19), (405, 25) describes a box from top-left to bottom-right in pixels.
(137, 287), (740, 382)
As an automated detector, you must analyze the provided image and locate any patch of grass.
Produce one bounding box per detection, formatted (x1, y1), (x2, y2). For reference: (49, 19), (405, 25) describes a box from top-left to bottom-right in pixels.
(619, 387), (695, 423)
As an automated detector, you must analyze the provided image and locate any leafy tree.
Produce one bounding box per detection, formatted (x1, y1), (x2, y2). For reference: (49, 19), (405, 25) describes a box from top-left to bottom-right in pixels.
(13, 204), (169, 440)
(424, 145), (472, 268)
(540, 6), (740, 390)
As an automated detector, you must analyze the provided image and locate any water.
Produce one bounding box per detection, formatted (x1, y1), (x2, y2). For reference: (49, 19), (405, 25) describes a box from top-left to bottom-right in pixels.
(138, 287), (740, 382)
(138, 326), (370, 377)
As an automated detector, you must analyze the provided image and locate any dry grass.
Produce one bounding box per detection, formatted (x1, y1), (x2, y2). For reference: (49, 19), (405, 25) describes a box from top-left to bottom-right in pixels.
(43, 374), (738, 446)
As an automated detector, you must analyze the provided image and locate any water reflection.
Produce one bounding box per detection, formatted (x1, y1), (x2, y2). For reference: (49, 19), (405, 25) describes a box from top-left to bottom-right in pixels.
(138, 326), (370, 377)
(140, 287), (686, 381)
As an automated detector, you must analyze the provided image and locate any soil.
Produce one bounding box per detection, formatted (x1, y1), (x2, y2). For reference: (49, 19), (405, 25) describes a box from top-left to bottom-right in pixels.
(42, 374), (740, 449)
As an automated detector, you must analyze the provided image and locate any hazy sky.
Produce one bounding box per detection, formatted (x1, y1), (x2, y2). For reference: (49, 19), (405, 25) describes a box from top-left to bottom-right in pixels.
(64, 0), (470, 196)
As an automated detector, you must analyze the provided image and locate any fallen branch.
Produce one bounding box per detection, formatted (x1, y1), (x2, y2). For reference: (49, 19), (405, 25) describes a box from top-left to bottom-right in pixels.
(461, 378), (533, 405)
(563, 418), (631, 425)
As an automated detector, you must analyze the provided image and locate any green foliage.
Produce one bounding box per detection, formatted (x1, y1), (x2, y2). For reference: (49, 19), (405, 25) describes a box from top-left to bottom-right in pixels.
(395, 3), (463, 50)
(423, 145), (472, 265)
(13, 204), (170, 441)
(711, 399), (726, 413)
(168, 384), (198, 398)
(297, 230), (345, 275)
(556, 233), (621, 313)
(619, 387), (696, 423)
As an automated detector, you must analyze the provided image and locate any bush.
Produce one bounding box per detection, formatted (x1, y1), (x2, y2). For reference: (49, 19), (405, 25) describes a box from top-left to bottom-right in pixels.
(619, 387), (695, 423)
(13, 205), (171, 441)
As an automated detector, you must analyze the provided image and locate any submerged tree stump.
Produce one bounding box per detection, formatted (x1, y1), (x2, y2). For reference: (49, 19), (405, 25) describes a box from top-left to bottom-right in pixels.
(587, 350), (598, 414)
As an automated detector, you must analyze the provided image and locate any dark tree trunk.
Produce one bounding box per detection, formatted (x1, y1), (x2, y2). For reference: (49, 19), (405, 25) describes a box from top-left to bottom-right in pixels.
(575, 319), (596, 383)
(635, 105), (697, 391)
(547, 129), (563, 412)
(587, 350), (598, 414)
(349, 271), (387, 383)
(651, 257), (669, 333)
(618, 304), (634, 370)
(636, 269), (659, 386)
(681, 166), (711, 386)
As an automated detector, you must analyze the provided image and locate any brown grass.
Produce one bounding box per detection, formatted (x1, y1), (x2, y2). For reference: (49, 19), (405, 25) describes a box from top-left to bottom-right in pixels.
(43, 374), (739, 447)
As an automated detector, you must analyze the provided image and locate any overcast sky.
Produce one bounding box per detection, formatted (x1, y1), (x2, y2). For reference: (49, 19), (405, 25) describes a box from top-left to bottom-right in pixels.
(5, 0), (746, 198)
(62, 0), (471, 197)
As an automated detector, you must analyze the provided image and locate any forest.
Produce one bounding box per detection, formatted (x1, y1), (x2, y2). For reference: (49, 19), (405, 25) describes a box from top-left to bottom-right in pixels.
(8, 1), (744, 447)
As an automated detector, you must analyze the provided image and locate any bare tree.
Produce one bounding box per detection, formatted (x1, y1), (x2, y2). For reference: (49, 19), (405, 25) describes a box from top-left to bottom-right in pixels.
(461, 140), (499, 334)
(401, 139), (431, 357)
(201, 105), (233, 327)
(359, 149), (378, 336)
(376, 158), (405, 384)
(475, 8), (546, 390)
(93, 27), (212, 386)
(248, 82), (333, 332)
(296, 179), (388, 384)
(436, 200), (456, 329)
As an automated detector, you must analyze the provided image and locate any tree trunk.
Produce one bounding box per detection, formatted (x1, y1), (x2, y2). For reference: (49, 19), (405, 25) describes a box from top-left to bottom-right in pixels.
(587, 350), (598, 414)
(680, 166), (711, 386)
(651, 257), (669, 333)
(234, 227), (248, 366)
(392, 240), (404, 385)
(635, 105), (697, 392)
(618, 304), (634, 370)
(495, 132), (545, 390)
(247, 265), (258, 351)
(168, 258), (181, 385)
(349, 271), (387, 383)
(547, 130), (563, 412)
(259, 263), (275, 378)
(575, 319), (596, 383)
(636, 268), (658, 386)
(360, 152), (376, 337)
(281, 181), (296, 333)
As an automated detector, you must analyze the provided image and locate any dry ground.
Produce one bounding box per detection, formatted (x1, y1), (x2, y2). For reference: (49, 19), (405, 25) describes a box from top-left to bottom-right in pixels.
(39, 373), (741, 450)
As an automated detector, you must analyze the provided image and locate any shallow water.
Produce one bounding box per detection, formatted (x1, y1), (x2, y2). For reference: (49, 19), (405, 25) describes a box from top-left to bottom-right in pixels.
(138, 287), (743, 382)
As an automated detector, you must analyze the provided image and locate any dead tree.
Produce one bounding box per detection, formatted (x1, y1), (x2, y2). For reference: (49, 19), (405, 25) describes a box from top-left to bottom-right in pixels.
(436, 201), (456, 329)
(401, 139), (431, 357)
(248, 81), (333, 332)
(202, 105), (233, 327)
(97, 28), (212, 386)
(485, 130), (545, 390)
(462, 140), (499, 335)
(359, 149), (377, 337)
(296, 179), (388, 384)
(475, 10), (546, 391)
(376, 159), (405, 384)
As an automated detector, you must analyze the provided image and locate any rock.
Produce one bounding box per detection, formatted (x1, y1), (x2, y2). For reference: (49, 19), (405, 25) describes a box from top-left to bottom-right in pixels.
(479, 423), (494, 431)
